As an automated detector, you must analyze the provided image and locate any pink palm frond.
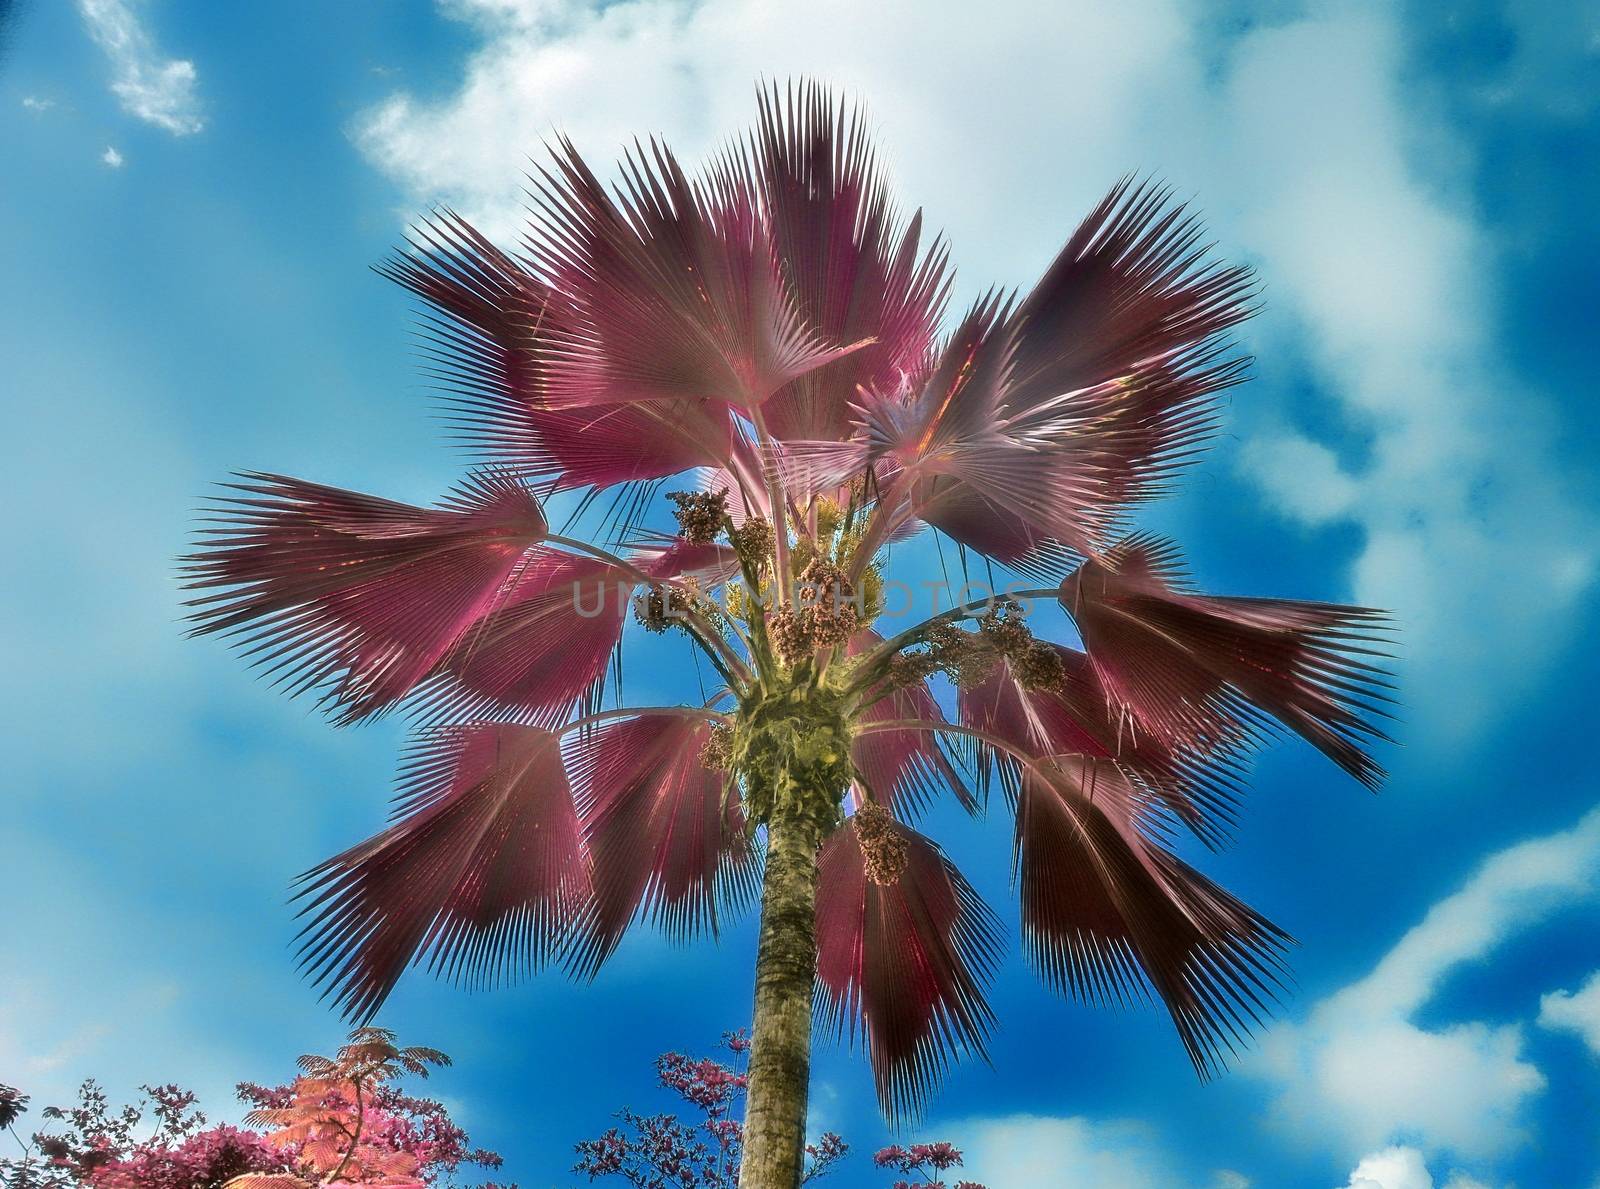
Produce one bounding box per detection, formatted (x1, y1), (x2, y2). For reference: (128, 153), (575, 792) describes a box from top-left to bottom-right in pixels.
(739, 79), (952, 442)
(629, 534), (744, 586)
(1004, 177), (1254, 418)
(294, 724), (590, 1021)
(815, 818), (1000, 1119)
(408, 548), (633, 726)
(958, 643), (1245, 847)
(526, 134), (868, 412)
(1015, 755), (1290, 1076)
(1059, 533), (1395, 787)
(182, 471), (548, 724)
(380, 209), (738, 489)
(904, 478), (1087, 581)
(563, 713), (758, 976)
(843, 179), (1254, 566)
(858, 293), (1111, 557)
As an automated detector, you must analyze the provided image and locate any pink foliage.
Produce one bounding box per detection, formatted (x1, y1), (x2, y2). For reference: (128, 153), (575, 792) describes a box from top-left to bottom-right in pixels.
(1, 1039), (508, 1189)
(872, 1142), (986, 1189)
(572, 1031), (845, 1188)
(88, 1125), (283, 1189)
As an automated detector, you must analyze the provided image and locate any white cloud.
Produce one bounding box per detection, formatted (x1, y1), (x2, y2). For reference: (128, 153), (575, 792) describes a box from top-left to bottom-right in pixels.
(1334, 1146), (1495, 1189)
(1253, 803), (1600, 1160)
(947, 1113), (1260, 1186)
(21, 95), (56, 112)
(101, 144), (125, 168)
(1538, 970), (1600, 1055)
(349, 0), (1594, 744)
(1214, 9), (1595, 735)
(78, 0), (204, 134)
(1338, 1147), (1434, 1189)
(1239, 432), (1361, 523)
(945, 1114), (1178, 1188)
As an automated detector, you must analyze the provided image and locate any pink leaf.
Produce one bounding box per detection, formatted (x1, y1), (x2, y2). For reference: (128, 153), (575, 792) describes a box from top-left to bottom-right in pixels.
(1015, 756), (1289, 1076)
(527, 135), (865, 411)
(295, 724), (589, 1020)
(815, 820), (999, 1119)
(1059, 534), (1394, 787)
(410, 548), (634, 726)
(563, 713), (756, 975)
(958, 642), (1245, 847)
(183, 471), (548, 723)
(380, 210), (738, 488)
(742, 80), (951, 442)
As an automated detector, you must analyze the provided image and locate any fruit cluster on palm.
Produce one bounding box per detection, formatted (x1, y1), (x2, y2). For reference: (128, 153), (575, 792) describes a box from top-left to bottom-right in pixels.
(184, 82), (1392, 1189)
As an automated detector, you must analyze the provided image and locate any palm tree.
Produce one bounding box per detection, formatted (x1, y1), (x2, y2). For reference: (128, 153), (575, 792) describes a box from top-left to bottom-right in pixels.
(184, 81), (1392, 1189)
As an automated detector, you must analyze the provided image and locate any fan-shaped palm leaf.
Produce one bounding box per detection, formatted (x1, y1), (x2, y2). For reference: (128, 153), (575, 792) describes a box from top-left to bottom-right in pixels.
(408, 548), (634, 726)
(564, 712), (758, 976)
(380, 210), (738, 489)
(526, 135), (868, 412)
(1014, 755), (1290, 1075)
(294, 724), (589, 1021)
(182, 471), (548, 724)
(1059, 533), (1395, 786)
(958, 642), (1245, 846)
(739, 80), (951, 442)
(815, 816), (1000, 1119)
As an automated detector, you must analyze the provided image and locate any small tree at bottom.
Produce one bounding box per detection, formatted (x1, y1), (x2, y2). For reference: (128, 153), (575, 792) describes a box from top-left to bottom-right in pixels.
(572, 1032), (984, 1189)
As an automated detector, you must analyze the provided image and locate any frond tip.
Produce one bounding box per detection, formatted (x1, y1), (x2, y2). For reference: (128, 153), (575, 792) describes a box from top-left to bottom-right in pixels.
(181, 471), (548, 724)
(293, 724), (589, 1021)
(1016, 756), (1292, 1076)
(1060, 534), (1396, 788)
(815, 817), (1001, 1119)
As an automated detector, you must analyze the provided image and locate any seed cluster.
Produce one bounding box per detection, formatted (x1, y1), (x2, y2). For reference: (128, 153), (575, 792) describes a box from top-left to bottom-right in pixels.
(634, 587), (671, 633)
(923, 621), (1001, 688)
(698, 722), (734, 771)
(795, 557), (864, 645)
(767, 556), (867, 666)
(853, 798), (909, 886)
(1010, 638), (1066, 691)
(730, 516), (773, 568)
(886, 600), (1066, 692)
(767, 606), (810, 667)
(667, 489), (729, 545)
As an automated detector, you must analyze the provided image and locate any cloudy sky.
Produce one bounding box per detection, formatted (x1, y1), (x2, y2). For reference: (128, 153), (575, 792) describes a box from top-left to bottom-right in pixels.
(2, 1), (1598, 1186)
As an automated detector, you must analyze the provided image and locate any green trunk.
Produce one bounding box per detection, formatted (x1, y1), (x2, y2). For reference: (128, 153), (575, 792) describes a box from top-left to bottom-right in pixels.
(738, 808), (824, 1189)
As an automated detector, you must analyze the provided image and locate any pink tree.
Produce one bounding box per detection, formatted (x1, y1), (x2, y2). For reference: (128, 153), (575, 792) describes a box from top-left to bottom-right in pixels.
(871, 1144), (983, 1189)
(573, 1030), (844, 1188)
(185, 80), (1392, 1189)
(0, 1033), (506, 1189)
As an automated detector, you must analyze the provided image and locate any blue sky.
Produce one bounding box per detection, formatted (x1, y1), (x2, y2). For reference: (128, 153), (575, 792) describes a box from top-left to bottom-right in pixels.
(2, 2), (1598, 1186)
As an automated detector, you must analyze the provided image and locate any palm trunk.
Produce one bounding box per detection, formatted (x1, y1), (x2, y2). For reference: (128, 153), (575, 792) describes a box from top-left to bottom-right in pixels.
(739, 808), (824, 1189)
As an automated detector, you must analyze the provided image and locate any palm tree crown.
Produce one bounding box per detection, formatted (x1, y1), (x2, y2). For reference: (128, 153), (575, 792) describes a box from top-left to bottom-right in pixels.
(184, 81), (1392, 1131)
